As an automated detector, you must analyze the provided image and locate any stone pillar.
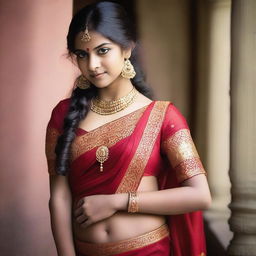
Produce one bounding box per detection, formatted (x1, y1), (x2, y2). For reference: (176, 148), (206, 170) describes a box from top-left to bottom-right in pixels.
(227, 0), (256, 255)
(194, 0), (232, 248)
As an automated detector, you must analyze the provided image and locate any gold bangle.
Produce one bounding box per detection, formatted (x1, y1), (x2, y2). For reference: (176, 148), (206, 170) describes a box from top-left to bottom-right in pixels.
(128, 192), (139, 213)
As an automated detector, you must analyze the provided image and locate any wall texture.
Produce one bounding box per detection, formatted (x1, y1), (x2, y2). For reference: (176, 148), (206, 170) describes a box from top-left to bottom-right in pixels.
(0, 1), (75, 255)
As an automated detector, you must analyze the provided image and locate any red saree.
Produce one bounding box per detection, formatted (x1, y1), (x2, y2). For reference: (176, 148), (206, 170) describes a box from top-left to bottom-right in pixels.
(45, 99), (207, 256)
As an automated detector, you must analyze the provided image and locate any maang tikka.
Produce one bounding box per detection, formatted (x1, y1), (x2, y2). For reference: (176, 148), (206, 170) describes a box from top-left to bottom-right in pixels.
(81, 25), (91, 42)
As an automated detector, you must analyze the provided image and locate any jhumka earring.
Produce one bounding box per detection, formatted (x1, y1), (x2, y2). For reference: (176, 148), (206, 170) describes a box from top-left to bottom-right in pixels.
(121, 58), (136, 79)
(76, 75), (91, 89)
(81, 26), (91, 42)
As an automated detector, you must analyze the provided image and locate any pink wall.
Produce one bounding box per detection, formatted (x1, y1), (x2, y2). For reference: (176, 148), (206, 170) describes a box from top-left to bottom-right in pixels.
(0, 1), (77, 255)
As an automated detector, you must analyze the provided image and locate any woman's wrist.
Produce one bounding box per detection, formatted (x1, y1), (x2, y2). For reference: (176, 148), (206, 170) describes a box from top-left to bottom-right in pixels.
(112, 193), (129, 211)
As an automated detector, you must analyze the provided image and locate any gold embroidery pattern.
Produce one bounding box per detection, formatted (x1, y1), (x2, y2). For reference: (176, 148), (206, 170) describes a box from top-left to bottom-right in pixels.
(162, 129), (199, 166)
(162, 129), (206, 183)
(116, 101), (169, 193)
(75, 224), (169, 256)
(175, 158), (206, 183)
(71, 107), (147, 161)
(45, 126), (60, 175)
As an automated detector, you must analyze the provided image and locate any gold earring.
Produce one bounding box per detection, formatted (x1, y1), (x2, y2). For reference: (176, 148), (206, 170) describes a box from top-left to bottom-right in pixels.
(76, 75), (91, 89)
(121, 59), (136, 79)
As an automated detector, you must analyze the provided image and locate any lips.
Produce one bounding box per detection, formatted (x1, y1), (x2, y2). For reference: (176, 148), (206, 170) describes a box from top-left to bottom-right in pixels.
(91, 72), (106, 78)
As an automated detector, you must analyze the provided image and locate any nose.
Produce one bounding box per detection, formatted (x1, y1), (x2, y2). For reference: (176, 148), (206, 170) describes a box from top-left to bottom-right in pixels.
(88, 54), (100, 71)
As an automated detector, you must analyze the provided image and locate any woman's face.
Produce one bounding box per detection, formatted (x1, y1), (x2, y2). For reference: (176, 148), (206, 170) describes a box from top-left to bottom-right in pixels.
(73, 30), (131, 89)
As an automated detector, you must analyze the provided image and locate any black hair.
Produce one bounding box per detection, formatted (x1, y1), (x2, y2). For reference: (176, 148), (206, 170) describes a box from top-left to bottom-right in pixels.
(55, 1), (154, 175)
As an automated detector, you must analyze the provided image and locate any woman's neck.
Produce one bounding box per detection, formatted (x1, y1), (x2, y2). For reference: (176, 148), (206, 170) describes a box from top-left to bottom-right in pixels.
(96, 77), (134, 101)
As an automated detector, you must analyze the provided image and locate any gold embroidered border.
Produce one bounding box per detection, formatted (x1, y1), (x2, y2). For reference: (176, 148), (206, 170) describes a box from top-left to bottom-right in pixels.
(162, 129), (206, 183)
(45, 126), (60, 175)
(71, 107), (147, 161)
(116, 101), (169, 193)
(75, 224), (169, 256)
(162, 129), (199, 167)
(175, 158), (206, 183)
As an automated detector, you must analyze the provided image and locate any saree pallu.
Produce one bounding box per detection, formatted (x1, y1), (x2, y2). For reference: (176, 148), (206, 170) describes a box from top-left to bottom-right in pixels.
(45, 99), (207, 256)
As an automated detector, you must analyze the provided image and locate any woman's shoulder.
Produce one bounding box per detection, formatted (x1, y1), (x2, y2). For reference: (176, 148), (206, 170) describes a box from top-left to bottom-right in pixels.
(153, 100), (173, 105)
(156, 100), (189, 139)
(152, 100), (174, 112)
(153, 100), (185, 122)
(153, 100), (182, 114)
(48, 98), (71, 131)
(53, 97), (71, 112)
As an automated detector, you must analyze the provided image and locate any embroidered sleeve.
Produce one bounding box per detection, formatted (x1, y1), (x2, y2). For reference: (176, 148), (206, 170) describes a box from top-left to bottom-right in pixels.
(45, 126), (60, 175)
(45, 99), (70, 175)
(161, 103), (206, 183)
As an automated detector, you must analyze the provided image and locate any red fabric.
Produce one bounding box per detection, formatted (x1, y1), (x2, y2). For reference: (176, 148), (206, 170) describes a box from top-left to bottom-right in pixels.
(116, 236), (170, 256)
(46, 99), (207, 256)
(68, 101), (156, 201)
(76, 236), (171, 256)
(158, 103), (207, 256)
(47, 98), (70, 133)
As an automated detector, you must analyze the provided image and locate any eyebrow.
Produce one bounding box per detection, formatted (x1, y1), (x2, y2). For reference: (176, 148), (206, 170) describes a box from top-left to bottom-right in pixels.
(74, 42), (112, 53)
(93, 42), (112, 50)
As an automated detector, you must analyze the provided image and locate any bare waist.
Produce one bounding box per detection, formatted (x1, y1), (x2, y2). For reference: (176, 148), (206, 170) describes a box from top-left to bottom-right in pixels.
(73, 212), (166, 244)
(74, 223), (169, 256)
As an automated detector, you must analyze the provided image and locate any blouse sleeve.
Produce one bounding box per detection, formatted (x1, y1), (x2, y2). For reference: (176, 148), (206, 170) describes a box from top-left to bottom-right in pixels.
(161, 102), (206, 184)
(45, 99), (70, 175)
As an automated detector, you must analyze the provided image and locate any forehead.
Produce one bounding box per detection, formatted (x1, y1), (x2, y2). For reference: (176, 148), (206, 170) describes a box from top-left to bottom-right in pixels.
(74, 30), (113, 50)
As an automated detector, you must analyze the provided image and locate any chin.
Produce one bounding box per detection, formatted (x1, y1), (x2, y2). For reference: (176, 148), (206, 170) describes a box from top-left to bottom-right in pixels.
(92, 82), (111, 89)
(92, 80), (118, 89)
(90, 73), (122, 89)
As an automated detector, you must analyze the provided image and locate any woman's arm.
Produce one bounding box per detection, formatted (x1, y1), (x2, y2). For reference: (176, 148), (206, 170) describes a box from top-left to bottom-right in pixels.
(49, 175), (76, 256)
(74, 174), (211, 229)
(114, 174), (211, 215)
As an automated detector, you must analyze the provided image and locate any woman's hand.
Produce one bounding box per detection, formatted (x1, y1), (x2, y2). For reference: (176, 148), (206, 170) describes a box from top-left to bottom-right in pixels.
(74, 194), (128, 229)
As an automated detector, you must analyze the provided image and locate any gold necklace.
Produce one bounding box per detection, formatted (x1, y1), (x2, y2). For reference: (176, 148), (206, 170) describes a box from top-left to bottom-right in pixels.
(90, 87), (138, 115)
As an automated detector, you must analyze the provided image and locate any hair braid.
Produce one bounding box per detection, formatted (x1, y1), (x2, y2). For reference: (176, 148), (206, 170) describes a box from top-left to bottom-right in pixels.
(55, 87), (96, 175)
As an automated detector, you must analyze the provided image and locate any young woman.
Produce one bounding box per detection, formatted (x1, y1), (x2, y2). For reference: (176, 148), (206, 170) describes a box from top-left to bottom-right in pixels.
(46, 2), (211, 256)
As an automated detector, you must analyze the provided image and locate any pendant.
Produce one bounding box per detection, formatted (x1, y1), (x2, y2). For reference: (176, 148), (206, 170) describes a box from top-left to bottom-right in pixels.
(96, 146), (109, 172)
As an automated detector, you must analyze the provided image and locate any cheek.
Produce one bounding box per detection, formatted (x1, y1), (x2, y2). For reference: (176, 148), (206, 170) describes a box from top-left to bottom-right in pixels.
(77, 60), (88, 73)
(106, 54), (124, 72)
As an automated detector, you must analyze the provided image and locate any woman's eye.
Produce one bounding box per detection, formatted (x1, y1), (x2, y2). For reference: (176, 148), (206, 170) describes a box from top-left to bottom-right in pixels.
(77, 53), (86, 59)
(74, 51), (87, 59)
(98, 48), (110, 55)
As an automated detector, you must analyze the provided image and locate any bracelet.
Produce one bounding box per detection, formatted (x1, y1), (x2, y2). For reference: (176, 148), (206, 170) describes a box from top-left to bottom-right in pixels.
(128, 192), (139, 213)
